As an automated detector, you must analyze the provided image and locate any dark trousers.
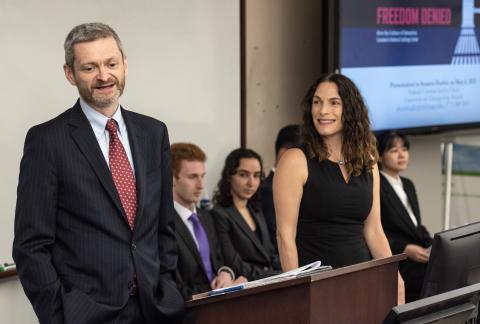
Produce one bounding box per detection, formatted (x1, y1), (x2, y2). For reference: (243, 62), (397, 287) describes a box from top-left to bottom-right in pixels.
(117, 296), (145, 324)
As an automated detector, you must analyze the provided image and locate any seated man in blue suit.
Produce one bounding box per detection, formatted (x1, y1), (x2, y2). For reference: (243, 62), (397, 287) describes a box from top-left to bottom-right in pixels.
(171, 143), (246, 300)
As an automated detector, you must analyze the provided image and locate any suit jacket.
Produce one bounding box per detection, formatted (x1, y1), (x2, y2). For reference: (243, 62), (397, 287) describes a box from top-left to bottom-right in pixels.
(260, 171), (277, 250)
(174, 208), (227, 300)
(13, 101), (184, 324)
(380, 173), (432, 301)
(212, 205), (280, 281)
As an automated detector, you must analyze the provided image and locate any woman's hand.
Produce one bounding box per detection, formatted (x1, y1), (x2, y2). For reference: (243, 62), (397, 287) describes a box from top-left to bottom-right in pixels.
(397, 272), (405, 305)
(404, 244), (430, 263)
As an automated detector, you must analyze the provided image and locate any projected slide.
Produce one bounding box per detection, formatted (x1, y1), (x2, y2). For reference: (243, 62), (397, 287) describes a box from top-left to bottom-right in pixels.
(340, 0), (480, 131)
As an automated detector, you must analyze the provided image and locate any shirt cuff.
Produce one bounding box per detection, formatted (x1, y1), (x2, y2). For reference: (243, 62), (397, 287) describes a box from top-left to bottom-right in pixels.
(217, 266), (235, 280)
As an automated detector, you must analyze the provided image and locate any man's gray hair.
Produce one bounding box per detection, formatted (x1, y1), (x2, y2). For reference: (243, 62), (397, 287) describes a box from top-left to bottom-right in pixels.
(64, 22), (124, 70)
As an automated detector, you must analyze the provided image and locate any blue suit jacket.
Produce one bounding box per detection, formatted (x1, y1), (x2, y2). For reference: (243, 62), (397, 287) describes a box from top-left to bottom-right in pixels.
(13, 101), (184, 324)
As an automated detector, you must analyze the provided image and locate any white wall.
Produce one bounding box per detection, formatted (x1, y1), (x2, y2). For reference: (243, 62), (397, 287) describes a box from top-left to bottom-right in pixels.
(405, 132), (480, 235)
(0, 1), (240, 322)
(403, 135), (444, 234)
(244, 0), (322, 170)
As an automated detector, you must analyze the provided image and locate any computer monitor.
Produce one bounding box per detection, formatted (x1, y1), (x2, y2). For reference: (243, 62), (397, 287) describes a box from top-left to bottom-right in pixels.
(421, 221), (480, 298)
(384, 283), (480, 324)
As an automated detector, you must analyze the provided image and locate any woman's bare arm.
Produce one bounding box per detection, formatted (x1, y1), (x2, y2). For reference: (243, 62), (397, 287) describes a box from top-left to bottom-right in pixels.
(273, 148), (308, 271)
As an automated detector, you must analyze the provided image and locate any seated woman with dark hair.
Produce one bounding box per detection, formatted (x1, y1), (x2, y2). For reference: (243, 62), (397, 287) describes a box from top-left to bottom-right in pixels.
(211, 148), (280, 281)
(377, 131), (432, 302)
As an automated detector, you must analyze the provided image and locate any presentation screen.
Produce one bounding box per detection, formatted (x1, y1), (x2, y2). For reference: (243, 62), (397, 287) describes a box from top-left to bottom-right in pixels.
(339, 0), (480, 133)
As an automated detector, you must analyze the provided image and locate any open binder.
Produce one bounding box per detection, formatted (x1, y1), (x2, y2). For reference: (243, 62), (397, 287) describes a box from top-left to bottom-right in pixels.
(191, 261), (331, 300)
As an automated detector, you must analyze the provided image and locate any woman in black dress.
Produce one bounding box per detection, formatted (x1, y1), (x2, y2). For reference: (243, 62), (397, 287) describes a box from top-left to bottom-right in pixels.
(273, 73), (404, 303)
(212, 148), (280, 281)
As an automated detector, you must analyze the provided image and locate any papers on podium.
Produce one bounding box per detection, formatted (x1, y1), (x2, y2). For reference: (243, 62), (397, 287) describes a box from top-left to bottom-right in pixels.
(192, 261), (331, 300)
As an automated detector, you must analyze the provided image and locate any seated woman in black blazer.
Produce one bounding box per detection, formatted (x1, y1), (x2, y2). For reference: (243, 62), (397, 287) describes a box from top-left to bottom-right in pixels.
(377, 131), (432, 302)
(211, 148), (281, 281)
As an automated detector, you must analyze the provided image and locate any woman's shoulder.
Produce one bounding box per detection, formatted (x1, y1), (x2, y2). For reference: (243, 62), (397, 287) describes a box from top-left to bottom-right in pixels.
(212, 204), (239, 217)
(211, 205), (228, 218)
(211, 205), (234, 229)
(275, 147), (309, 186)
(278, 147), (308, 166)
(212, 204), (228, 213)
(400, 176), (415, 188)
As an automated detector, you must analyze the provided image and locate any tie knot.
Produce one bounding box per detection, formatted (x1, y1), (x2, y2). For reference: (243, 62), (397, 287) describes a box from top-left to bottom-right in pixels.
(189, 212), (199, 223)
(106, 119), (118, 134)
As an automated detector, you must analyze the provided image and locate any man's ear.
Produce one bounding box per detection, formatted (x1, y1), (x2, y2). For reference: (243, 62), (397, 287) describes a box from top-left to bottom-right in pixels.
(64, 64), (77, 86)
(123, 56), (128, 77)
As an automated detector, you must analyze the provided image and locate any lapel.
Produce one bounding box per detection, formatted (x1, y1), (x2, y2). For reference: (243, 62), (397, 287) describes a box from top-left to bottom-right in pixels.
(251, 208), (270, 248)
(122, 108), (147, 232)
(68, 102), (127, 223)
(380, 174), (419, 238)
(226, 206), (270, 261)
(173, 211), (204, 270)
(402, 177), (420, 223)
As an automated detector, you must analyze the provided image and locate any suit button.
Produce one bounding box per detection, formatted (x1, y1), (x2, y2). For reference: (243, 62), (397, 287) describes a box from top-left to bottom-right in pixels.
(264, 267), (269, 271)
(131, 242), (136, 251)
(128, 277), (138, 296)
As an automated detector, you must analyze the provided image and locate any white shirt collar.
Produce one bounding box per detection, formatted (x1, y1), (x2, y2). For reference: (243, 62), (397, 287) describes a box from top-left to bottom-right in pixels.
(381, 170), (402, 187)
(174, 200), (197, 223)
(79, 98), (126, 139)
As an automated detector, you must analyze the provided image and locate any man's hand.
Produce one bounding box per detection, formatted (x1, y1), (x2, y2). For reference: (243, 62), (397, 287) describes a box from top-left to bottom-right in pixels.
(404, 244), (430, 263)
(210, 271), (234, 289)
(232, 276), (247, 285)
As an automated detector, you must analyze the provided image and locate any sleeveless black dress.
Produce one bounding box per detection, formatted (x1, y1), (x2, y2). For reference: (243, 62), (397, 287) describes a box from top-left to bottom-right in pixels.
(296, 157), (373, 268)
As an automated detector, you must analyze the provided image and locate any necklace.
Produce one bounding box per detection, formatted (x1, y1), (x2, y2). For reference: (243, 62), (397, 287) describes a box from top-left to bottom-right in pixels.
(328, 151), (347, 165)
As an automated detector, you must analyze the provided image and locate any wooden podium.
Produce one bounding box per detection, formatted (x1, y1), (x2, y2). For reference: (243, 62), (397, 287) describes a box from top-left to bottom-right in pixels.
(185, 255), (405, 324)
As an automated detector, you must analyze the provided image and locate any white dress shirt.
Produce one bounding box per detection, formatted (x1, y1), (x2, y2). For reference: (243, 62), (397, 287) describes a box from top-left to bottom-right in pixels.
(80, 98), (135, 173)
(174, 201), (200, 248)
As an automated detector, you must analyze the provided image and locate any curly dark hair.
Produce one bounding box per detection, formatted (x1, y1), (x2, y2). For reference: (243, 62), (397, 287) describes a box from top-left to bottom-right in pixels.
(212, 148), (264, 211)
(300, 73), (378, 176)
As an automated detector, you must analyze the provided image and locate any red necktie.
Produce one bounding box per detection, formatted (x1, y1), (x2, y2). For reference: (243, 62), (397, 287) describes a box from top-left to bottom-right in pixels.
(106, 119), (137, 230)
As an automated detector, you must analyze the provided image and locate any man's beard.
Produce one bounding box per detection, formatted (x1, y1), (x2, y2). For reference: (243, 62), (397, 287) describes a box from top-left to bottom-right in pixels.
(78, 77), (126, 109)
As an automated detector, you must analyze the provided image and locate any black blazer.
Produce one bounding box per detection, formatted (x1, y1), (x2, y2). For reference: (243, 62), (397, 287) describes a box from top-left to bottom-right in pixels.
(380, 173), (432, 301)
(13, 101), (184, 324)
(212, 205), (280, 281)
(380, 174), (432, 253)
(174, 208), (227, 300)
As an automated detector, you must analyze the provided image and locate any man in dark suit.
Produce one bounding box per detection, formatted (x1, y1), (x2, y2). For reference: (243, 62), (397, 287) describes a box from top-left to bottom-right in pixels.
(377, 131), (432, 302)
(170, 143), (245, 300)
(260, 125), (299, 249)
(13, 23), (184, 324)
